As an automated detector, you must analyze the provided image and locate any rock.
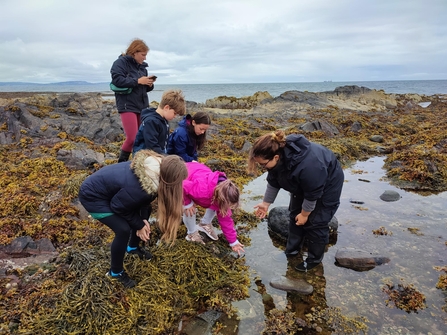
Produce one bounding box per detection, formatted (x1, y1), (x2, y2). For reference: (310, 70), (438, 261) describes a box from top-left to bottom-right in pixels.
(267, 206), (338, 243)
(299, 120), (340, 137)
(181, 310), (223, 335)
(370, 135), (384, 143)
(335, 248), (390, 271)
(379, 190), (401, 202)
(269, 276), (313, 294)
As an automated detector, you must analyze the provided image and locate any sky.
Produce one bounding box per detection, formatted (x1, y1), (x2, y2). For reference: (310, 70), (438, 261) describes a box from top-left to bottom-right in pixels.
(0, 0), (446, 85)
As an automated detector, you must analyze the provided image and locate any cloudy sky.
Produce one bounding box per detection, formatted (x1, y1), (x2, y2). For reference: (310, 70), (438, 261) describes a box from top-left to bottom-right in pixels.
(1, 0), (446, 84)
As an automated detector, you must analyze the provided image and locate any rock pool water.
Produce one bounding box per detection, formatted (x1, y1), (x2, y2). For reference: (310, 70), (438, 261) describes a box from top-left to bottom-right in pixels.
(227, 156), (447, 334)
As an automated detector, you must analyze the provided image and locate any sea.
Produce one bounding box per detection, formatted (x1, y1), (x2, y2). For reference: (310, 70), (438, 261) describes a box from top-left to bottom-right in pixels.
(0, 79), (446, 103)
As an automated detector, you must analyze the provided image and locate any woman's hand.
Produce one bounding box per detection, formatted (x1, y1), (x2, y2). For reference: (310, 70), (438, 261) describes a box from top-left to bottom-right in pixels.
(138, 76), (155, 86)
(136, 220), (151, 242)
(232, 242), (245, 256)
(254, 202), (270, 219)
(295, 213), (309, 226)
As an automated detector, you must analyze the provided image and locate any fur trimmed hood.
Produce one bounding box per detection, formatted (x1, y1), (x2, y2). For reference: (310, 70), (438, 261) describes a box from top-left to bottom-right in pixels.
(130, 149), (163, 195)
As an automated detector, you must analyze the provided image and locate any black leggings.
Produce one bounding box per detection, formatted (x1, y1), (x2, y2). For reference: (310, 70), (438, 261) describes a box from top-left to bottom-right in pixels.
(98, 215), (141, 273)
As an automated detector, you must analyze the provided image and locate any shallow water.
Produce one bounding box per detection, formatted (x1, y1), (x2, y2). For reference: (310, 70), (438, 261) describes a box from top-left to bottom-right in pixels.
(232, 157), (447, 334)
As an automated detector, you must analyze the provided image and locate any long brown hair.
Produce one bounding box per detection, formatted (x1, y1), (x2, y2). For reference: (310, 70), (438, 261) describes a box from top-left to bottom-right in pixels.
(188, 112), (211, 150)
(157, 155), (188, 244)
(212, 179), (240, 217)
(247, 130), (287, 174)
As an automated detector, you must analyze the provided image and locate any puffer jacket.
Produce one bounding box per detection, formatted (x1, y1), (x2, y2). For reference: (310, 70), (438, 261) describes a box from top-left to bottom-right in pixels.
(132, 108), (169, 155)
(166, 115), (198, 162)
(110, 55), (154, 113)
(78, 150), (161, 230)
(183, 162), (238, 244)
(266, 134), (344, 207)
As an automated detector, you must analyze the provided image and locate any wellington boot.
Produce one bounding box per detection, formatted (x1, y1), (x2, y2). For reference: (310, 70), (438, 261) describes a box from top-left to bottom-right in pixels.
(118, 150), (131, 163)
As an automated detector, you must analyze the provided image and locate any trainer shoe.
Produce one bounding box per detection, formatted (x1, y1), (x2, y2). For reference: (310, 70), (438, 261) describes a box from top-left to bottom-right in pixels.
(106, 270), (136, 288)
(295, 261), (320, 272)
(197, 223), (218, 241)
(185, 230), (205, 245)
(127, 246), (153, 260)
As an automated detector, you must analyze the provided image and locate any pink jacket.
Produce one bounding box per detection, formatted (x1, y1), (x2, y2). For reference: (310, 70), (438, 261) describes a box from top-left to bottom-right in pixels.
(183, 162), (237, 244)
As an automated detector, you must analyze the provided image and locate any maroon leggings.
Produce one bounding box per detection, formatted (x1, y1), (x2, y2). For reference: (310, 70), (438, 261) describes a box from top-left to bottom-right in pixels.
(120, 112), (141, 152)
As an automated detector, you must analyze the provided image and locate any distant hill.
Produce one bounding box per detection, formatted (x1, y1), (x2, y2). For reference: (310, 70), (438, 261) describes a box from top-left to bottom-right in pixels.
(0, 81), (106, 86)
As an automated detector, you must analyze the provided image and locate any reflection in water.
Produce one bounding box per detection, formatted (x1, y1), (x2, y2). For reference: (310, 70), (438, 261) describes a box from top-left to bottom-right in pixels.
(235, 157), (447, 334)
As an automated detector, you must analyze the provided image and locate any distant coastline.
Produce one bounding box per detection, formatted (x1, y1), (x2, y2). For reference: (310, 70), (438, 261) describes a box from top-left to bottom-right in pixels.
(0, 79), (446, 103)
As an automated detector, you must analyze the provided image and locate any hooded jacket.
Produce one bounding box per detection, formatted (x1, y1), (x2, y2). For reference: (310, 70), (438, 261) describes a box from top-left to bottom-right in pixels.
(132, 108), (169, 155)
(265, 134), (343, 208)
(166, 115), (198, 162)
(183, 162), (238, 244)
(78, 150), (161, 231)
(110, 55), (154, 113)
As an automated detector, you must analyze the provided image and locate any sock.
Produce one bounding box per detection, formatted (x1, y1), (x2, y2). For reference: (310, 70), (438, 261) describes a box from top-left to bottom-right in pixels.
(110, 270), (123, 277)
(127, 246), (137, 252)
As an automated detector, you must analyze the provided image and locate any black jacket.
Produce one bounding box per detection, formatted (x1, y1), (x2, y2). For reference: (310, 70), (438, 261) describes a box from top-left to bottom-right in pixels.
(267, 134), (343, 207)
(110, 55), (154, 113)
(78, 150), (160, 230)
(132, 108), (169, 155)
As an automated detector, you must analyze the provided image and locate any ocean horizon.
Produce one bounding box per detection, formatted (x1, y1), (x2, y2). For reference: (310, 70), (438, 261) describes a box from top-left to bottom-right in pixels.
(0, 79), (446, 103)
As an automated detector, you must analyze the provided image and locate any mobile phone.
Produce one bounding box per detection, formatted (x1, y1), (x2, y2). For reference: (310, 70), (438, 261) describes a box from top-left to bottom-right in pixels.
(149, 75), (157, 80)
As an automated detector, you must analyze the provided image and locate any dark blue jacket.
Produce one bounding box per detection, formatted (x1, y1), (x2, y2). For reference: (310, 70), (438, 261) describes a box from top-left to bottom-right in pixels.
(267, 134), (344, 207)
(78, 152), (159, 230)
(110, 55), (154, 113)
(132, 108), (169, 155)
(167, 115), (198, 162)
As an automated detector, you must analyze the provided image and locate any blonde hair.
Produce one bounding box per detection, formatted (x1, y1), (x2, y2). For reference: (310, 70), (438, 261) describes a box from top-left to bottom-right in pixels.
(247, 130), (287, 174)
(157, 155), (188, 244)
(160, 89), (186, 116)
(212, 179), (240, 217)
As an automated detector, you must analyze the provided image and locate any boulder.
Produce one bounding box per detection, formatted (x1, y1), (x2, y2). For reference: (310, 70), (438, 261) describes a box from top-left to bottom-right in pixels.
(335, 248), (390, 271)
(269, 276), (313, 294)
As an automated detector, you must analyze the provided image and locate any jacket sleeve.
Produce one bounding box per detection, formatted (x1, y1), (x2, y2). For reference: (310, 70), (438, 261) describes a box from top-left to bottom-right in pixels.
(169, 129), (195, 162)
(109, 189), (152, 230)
(215, 207), (238, 245)
(142, 121), (164, 154)
(182, 180), (193, 206)
(110, 58), (138, 88)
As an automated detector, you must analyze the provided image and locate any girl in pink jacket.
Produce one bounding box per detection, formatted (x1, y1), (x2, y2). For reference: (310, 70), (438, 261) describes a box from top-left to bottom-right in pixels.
(182, 162), (245, 255)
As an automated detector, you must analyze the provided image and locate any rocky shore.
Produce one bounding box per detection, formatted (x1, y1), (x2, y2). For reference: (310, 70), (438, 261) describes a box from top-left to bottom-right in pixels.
(0, 86), (446, 334)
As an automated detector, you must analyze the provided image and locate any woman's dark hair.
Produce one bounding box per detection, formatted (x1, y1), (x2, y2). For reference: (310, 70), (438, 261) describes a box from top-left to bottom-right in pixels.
(187, 112), (211, 150)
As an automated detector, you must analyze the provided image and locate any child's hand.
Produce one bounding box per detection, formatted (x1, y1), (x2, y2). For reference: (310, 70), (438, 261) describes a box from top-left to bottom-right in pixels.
(183, 205), (196, 217)
(232, 242), (245, 256)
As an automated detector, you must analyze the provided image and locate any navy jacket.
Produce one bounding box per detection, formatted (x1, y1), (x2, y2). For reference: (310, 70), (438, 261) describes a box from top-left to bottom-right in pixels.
(110, 55), (154, 113)
(78, 155), (159, 231)
(132, 108), (169, 155)
(266, 134), (344, 207)
(167, 115), (198, 162)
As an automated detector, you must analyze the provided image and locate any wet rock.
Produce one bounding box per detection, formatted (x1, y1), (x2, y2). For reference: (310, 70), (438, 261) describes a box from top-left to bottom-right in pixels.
(335, 248), (390, 271)
(379, 190), (401, 202)
(267, 206), (338, 243)
(269, 276), (313, 294)
(182, 310), (223, 335)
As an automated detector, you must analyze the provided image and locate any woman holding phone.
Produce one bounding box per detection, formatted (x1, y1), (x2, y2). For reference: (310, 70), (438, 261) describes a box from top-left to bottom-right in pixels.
(110, 38), (157, 163)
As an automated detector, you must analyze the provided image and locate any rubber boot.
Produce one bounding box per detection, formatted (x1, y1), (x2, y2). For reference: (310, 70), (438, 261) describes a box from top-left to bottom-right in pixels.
(306, 242), (326, 264)
(295, 242), (326, 272)
(118, 150), (131, 163)
(285, 232), (304, 257)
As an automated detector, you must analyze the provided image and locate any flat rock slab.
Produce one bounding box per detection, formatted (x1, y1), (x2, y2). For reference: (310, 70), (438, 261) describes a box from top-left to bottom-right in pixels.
(335, 248), (390, 271)
(269, 276), (313, 294)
